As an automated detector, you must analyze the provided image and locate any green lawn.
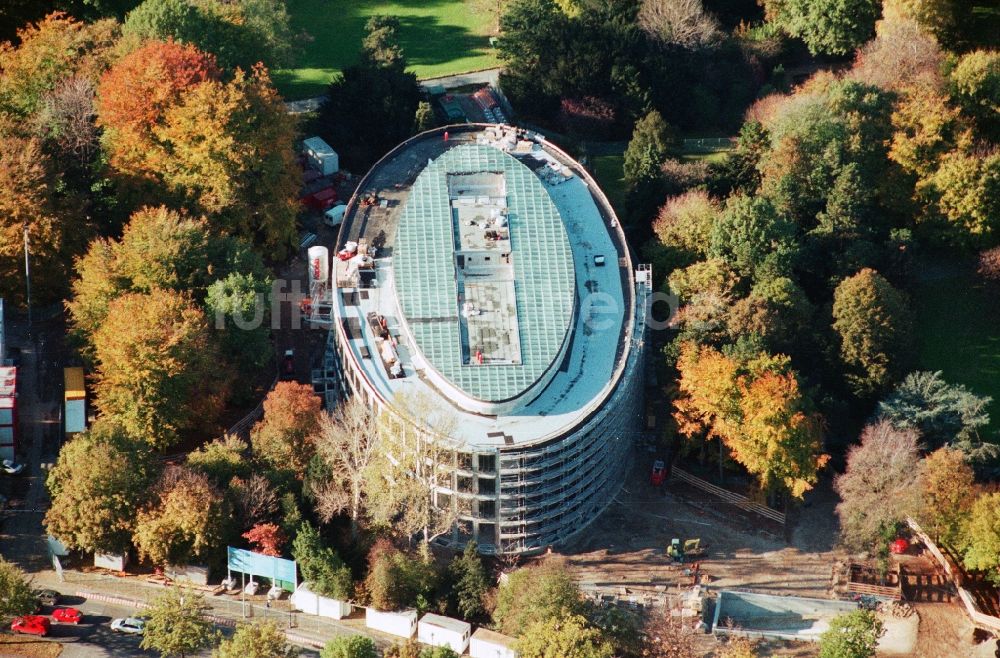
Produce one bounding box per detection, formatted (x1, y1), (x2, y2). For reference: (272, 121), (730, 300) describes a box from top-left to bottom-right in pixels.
(274, 0), (499, 99)
(913, 266), (1000, 434)
(590, 154), (627, 217)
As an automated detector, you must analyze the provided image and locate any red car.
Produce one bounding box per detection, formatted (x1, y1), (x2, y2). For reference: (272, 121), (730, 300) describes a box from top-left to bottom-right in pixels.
(52, 607), (82, 624)
(11, 615), (51, 636)
(651, 459), (666, 486)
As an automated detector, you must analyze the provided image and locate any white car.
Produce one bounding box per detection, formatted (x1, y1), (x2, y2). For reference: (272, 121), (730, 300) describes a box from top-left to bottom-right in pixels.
(110, 617), (146, 635)
(1, 459), (24, 475)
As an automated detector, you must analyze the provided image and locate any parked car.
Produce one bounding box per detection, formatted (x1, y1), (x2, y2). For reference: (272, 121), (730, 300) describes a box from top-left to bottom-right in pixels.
(2, 459), (25, 475)
(52, 607), (82, 624)
(281, 349), (295, 380)
(12, 615), (50, 636)
(34, 589), (60, 607)
(650, 459), (666, 486)
(110, 617), (146, 635)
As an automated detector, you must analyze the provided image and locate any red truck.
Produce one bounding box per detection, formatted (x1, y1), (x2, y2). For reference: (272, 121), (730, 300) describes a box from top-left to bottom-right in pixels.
(301, 187), (338, 212)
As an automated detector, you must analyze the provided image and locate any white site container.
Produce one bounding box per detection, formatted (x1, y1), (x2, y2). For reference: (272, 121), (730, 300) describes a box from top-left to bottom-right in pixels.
(94, 552), (128, 571)
(365, 608), (417, 639)
(303, 137), (339, 176)
(418, 613), (472, 653)
(470, 627), (519, 658)
(290, 582), (352, 620)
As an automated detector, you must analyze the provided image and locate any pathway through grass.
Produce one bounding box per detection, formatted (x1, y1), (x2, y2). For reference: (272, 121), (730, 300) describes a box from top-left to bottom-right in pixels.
(275, 0), (498, 99)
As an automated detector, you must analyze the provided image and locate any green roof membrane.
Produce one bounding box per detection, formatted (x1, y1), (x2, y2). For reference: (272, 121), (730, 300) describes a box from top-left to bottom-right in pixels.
(393, 144), (576, 403)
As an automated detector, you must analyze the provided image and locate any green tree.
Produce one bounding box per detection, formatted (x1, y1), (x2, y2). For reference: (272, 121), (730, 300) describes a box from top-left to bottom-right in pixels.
(414, 101), (436, 133)
(766, 0), (880, 56)
(291, 522), (354, 600)
(818, 609), (884, 658)
(92, 289), (223, 449)
(516, 614), (614, 658)
(493, 560), (584, 637)
(420, 648), (459, 658)
(831, 268), (915, 397)
(919, 447), (976, 546)
(317, 17), (421, 170)
(710, 194), (797, 281)
(121, 0), (294, 70)
(44, 420), (156, 553)
(186, 434), (252, 487)
(623, 110), (674, 186)
(205, 271), (273, 375)
(141, 587), (216, 658)
(835, 421), (921, 552)
(0, 558), (37, 619)
(321, 636), (378, 658)
(449, 541), (489, 620)
(877, 371), (994, 458)
(213, 621), (297, 658)
(133, 465), (229, 567)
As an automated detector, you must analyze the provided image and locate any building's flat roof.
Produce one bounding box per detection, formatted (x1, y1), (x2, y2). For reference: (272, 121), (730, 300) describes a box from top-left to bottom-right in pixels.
(471, 627), (517, 647)
(419, 612), (471, 633)
(334, 129), (628, 449)
(393, 144), (575, 403)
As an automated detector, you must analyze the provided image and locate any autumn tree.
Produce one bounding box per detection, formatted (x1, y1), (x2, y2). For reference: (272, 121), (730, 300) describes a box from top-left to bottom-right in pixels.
(0, 559), (38, 619)
(835, 421), (921, 552)
(96, 39), (220, 176)
(250, 382), (322, 479)
(364, 540), (437, 612)
(642, 611), (697, 658)
(0, 12), (117, 118)
(637, 0), (721, 49)
(92, 290), (223, 449)
(229, 474), (279, 531)
(817, 609), (884, 658)
(673, 343), (827, 498)
(133, 465), (229, 567)
(517, 614), (613, 658)
(831, 268), (915, 398)
(214, 621), (298, 658)
(0, 133), (77, 305)
(309, 397), (381, 537)
(719, 637), (759, 658)
(365, 393), (463, 547)
(154, 66), (299, 258)
(493, 560), (584, 637)
(291, 522), (353, 600)
(141, 588), (216, 658)
(949, 50), (1000, 140)
(652, 190), (719, 261)
(45, 420), (157, 554)
(918, 447), (976, 546)
(919, 150), (1000, 243)
(962, 492), (1000, 585)
(242, 523), (285, 557)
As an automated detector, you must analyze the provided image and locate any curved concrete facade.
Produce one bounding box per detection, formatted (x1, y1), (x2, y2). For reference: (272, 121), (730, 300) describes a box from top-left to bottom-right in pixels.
(326, 125), (649, 554)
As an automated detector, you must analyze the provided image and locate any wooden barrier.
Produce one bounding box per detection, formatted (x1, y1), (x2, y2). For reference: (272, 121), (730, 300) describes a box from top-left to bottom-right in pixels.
(907, 518), (1000, 633)
(670, 467), (786, 525)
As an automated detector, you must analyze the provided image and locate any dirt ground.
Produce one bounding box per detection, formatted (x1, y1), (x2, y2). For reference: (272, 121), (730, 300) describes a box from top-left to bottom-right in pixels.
(554, 457), (995, 657)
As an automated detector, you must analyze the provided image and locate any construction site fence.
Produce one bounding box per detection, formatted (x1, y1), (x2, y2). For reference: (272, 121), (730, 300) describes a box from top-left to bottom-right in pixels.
(680, 137), (736, 152)
(670, 467), (786, 525)
(906, 517), (1000, 634)
(62, 569), (369, 645)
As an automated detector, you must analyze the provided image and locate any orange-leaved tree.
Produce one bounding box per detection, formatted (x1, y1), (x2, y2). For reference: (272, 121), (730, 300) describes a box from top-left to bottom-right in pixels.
(250, 382), (323, 479)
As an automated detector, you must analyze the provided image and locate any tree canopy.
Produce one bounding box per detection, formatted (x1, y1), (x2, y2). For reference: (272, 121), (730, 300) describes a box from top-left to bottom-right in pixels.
(141, 587), (216, 658)
(213, 621), (298, 658)
(493, 560), (584, 637)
